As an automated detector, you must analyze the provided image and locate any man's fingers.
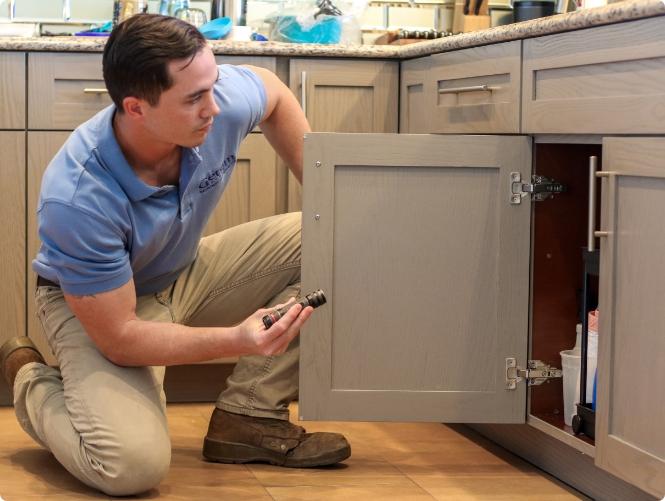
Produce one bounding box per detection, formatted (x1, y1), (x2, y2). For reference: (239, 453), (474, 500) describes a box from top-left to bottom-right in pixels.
(265, 306), (313, 354)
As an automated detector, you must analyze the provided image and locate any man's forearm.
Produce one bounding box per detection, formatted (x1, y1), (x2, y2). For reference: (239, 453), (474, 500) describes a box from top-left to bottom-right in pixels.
(109, 319), (243, 367)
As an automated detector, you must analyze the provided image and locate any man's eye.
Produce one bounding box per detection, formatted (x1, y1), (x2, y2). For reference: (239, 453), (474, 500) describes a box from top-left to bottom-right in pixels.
(190, 95), (202, 104)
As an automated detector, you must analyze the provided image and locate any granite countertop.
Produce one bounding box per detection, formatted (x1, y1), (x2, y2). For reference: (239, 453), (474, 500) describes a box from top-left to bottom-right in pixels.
(0, 0), (664, 59)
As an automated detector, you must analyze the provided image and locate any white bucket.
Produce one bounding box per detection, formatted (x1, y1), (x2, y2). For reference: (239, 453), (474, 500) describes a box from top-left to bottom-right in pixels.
(560, 345), (597, 426)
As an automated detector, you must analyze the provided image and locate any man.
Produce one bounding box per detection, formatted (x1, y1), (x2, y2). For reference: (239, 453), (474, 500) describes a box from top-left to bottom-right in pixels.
(0, 14), (350, 496)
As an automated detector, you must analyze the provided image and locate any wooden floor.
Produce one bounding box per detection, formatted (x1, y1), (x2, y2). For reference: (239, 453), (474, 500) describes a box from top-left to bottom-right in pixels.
(0, 403), (586, 500)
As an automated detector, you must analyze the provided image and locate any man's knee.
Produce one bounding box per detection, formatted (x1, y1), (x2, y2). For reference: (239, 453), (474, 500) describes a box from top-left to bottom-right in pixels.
(93, 431), (171, 496)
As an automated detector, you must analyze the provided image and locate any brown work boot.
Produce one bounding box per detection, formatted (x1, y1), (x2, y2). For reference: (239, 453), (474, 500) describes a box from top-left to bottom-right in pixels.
(202, 408), (351, 467)
(0, 337), (46, 394)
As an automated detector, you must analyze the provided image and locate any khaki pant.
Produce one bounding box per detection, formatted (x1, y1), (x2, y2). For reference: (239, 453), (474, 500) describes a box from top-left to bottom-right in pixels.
(13, 212), (302, 496)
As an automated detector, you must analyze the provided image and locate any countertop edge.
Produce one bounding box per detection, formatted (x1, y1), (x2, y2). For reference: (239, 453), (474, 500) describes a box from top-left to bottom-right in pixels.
(0, 0), (664, 59)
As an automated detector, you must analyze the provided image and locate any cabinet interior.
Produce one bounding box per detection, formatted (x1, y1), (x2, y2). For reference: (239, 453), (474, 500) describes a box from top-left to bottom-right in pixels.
(529, 142), (602, 446)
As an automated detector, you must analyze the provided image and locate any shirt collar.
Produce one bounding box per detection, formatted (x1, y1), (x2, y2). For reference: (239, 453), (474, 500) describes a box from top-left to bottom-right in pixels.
(95, 106), (202, 202)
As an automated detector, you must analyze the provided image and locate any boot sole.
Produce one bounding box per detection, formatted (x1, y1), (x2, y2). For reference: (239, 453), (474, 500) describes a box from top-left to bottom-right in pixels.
(202, 437), (351, 468)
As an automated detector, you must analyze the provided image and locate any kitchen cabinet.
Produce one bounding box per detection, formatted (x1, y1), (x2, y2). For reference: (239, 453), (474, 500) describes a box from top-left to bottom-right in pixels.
(203, 133), (282, 235)
(523, 17), (665, 134)
(299, 131), (664, 498)
(287, 59), (399, 211)
(594, 137), (665, 496)
(28, 53), (111, 130)
(427, 41), (521, 134)
(400, 41), (521, 135)
(0, 53), (26, 129)
(0, 132), (27, 402)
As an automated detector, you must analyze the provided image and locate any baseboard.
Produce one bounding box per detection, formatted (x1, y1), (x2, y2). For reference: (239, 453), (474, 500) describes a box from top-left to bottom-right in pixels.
(465, 423), (656, 501)
(163, 363), (235, 402)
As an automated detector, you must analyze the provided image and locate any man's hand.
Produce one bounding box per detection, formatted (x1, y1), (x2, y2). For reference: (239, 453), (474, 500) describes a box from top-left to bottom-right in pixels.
(236, 298), (313, 356)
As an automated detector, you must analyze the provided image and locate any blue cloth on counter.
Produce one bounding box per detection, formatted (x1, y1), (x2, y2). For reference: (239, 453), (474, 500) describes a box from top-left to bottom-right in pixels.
(33, 65), (266, 296)
(74, 21), (113, 36)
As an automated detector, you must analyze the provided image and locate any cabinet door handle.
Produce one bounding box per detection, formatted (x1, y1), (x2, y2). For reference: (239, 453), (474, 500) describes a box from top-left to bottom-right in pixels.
(594, 231), (609, 238)
(300, 71), (307, 118)
(588, 156), (598, 251)
(83, 88), (109, 94)
(438, 84), (497, 94)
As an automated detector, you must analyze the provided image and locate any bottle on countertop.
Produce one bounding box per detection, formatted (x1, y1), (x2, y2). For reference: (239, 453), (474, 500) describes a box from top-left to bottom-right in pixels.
(113, 1), (147, 26)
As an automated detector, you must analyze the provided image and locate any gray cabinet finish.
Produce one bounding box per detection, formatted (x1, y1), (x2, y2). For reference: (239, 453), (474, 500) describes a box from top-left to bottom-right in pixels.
(523, 17), (665, 134)
(595, 137), (665, 498)
(300, 133), (531, 422)
(28, 53), (111, 130)
(399, 56), (430, 134)
(26, 131), (70, 365)
(428, 41), (521, 134)
(0, 132), (26, 353)
(287, 59), (399, 212)
(0, 53), (26, 129)
(203, 133), (281, 236)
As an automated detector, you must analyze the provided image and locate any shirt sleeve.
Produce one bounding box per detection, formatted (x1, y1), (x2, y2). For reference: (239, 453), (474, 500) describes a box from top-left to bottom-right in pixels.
(34, 200), (132, 295)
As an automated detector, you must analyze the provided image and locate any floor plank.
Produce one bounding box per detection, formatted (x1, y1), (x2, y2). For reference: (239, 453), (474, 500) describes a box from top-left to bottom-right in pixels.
(0, 403), (586, 500)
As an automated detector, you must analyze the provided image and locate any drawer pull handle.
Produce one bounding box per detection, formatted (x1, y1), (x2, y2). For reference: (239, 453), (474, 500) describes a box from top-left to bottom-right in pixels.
(438, 84), (496, 94)
(596, 171), (617, 178)
(594, 231), (609, 238)
(300, 71), (307, 118)
(83, 88), (109, 94)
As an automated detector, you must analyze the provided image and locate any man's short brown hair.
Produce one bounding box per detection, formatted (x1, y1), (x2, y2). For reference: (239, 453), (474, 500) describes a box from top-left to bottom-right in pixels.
(103, 14), (208, 111)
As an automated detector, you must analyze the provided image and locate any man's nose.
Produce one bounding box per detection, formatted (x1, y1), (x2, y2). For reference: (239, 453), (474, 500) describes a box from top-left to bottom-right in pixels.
(203, 92), (221, 118)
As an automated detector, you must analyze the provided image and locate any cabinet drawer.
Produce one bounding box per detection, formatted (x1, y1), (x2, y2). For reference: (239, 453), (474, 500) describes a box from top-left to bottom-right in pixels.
(428, 40), (521, 134)
(523, 17), (665, 134)
(0, 53), (26, 129)
(28, 53), (111, 130)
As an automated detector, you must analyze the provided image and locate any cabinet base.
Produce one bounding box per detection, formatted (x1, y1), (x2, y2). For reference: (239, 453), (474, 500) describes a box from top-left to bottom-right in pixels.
(0, 363), (236, 406)
(468, 423), (656, 500)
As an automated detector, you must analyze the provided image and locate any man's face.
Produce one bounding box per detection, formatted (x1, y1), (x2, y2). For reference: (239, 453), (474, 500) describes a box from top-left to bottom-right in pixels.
(141, 46), (221, 148)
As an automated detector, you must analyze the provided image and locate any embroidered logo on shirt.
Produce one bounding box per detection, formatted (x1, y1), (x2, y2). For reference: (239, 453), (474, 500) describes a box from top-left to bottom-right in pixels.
(198, 155), (236, 193)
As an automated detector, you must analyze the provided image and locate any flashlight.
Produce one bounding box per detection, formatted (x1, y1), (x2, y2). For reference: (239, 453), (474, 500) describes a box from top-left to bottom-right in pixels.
(262, 289), (326, 329)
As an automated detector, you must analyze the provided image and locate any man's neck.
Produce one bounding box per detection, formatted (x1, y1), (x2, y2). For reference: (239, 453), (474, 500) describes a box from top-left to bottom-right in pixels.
(113, 112), (182, 187)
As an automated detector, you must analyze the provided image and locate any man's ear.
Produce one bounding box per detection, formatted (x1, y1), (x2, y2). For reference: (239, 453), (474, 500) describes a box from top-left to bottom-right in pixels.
(121, 96), (146, 118)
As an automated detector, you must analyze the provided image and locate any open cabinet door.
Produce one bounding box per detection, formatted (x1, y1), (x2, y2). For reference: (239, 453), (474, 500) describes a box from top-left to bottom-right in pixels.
(595, 138), (665, 498)
(300, 133), (532, 423)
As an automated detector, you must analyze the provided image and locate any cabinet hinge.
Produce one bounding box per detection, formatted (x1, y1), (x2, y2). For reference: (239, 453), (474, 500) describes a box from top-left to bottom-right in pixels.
(506, 358), (563, 390)
(510, 172), (567, 205)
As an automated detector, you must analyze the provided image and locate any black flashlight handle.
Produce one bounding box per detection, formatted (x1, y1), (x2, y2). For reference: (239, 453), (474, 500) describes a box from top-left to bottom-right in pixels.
(262, 289), (326, 329)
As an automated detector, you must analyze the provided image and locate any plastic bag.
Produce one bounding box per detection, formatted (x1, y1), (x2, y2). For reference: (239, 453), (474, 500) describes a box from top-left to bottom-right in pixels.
(268, 0), (366, 44)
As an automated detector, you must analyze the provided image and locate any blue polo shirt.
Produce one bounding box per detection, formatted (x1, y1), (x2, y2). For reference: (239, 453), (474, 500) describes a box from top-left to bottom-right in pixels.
(32, 64), (267, 296)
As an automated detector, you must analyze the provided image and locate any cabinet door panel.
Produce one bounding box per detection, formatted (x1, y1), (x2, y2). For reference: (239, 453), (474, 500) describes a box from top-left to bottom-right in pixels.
(0, 132), (26, 404)
(400, 56), (430, 134)
(300, 133), (531, 423)
(596, 138), (665, 498)
(27, 132), (71, 365)
(203, 133), (280, 236)
(288, 59), (399, 212)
